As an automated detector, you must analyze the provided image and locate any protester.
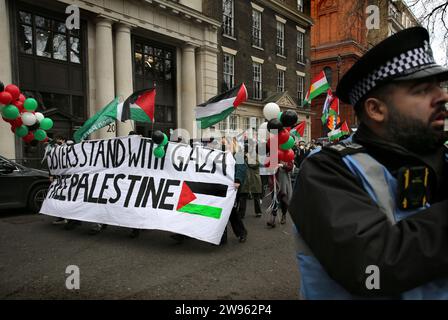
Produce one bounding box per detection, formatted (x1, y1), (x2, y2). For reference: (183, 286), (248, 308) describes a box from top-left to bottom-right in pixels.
(239, 141), (262, 218)
(51, 135), (69, 225)
(290, 27), (448, 299)
(267, 159), (293, 227)
(219, 137), (248, 244)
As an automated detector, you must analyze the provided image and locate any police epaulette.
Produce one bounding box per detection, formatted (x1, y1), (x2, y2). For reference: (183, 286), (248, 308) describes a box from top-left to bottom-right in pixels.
(323, 141), (365, 156)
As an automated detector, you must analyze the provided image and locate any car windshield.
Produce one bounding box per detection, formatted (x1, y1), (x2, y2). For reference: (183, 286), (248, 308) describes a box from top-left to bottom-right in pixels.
(0, 156), (23, 171)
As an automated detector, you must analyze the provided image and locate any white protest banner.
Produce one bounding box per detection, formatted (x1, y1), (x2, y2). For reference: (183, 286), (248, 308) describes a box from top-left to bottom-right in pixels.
(40, 136), (237, 245)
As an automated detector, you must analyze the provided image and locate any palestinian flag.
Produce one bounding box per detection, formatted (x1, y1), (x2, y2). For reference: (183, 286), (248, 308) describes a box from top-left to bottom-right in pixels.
(195, 83), (247, 129)
(303, 71), (330, 106)
(328, 121), (350, 141)
(119, 88), (156, 123)
(321, 89), (334, 125)
(291, 121), (306, 138)
(73, 97), (119, 143)
(177, 181), (228, 219)
(326, 97), (340, 130)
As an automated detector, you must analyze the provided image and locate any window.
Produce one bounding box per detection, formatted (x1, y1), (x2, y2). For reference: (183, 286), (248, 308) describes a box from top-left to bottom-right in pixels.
(252, 62), (262, 100)
(229, 114), (238, 131)
(297, 0), (303, 12)
(297, 76), (304, 103)
(297, 32), (304, 63)
(242, 117), (250, 131)
(218, 118), (227, 132)
(18, 11), (81, 63)
(252, 9), (262, 47)
(223, 0), (234, 37)
(223, 53), (234, 90)
(276, 21), (285, 56)
(277, 70), (285, 92)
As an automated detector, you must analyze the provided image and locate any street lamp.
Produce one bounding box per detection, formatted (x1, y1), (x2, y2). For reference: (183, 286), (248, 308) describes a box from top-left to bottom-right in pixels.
(336, 54), (343, 84)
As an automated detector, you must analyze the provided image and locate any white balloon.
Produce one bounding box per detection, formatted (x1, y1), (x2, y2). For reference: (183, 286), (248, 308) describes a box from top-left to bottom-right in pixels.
(258, 122), (269, 140)
(35, 112), (44, 122)
(263, 103), (280, 120)
(21, 112), (36, 126)
(258, 122), (268, 130)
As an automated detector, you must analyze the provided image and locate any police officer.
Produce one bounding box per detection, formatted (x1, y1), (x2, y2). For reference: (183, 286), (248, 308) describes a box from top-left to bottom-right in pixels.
(290, 27), (448, 299)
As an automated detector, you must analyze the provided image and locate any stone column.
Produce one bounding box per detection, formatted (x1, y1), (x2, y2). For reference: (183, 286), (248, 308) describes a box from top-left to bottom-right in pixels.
(93, 16), (115, 140)
(114, 22), (134, 137)
(181, 44), (197, 137)
(0, 0), (15, 158)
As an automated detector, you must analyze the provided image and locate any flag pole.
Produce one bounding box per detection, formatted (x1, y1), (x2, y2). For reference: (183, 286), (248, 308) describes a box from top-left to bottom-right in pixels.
(150, 80), (157, 141)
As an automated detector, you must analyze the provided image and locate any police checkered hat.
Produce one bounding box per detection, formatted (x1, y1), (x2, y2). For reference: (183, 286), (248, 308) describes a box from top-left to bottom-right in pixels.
(336, 27), (448, 106)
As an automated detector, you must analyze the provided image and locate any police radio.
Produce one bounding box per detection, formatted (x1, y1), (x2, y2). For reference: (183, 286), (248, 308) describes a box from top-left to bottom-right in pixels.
(396, 166), (431, 210)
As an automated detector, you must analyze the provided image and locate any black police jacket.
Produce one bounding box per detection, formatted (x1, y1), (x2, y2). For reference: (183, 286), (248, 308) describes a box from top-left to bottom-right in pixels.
(289, 123), (448, 297)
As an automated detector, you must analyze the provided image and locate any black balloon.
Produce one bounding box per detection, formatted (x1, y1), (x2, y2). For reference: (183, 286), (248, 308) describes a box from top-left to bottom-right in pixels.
(27, 123), (40, 131)
(152, 130), (164, 144)
(267, 118), (284, 132)
(30, 140), (39, 147)
(280, 110), (298, 127)
(0, 81), (4, 92)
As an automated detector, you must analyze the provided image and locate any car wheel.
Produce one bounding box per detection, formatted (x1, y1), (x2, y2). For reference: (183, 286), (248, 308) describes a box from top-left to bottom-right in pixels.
(28, 185), (49, 213)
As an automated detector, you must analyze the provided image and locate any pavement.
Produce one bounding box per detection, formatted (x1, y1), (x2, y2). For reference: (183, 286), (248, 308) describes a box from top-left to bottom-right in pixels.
(0, 199), (300, 300)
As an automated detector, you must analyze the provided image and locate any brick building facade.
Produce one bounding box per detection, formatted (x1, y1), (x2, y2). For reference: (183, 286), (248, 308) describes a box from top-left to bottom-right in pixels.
(310, 0), (419, 139)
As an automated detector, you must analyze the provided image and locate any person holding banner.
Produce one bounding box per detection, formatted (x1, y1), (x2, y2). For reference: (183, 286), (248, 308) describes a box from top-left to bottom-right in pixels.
(219, 137), (248, 245)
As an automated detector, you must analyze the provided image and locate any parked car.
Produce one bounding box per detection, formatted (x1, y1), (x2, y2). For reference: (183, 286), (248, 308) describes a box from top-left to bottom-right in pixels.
(0, 155), (50, 213)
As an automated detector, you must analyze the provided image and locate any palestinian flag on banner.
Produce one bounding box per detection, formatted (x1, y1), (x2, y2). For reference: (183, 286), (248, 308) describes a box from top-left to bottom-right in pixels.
(291, 121), (306, 138)
(195, 83), (247, 129)
(73, 97), (119, 143)
(119, 88), (156, 123)
(177, 181), (228, 219)
(303, 71), (330, 106)
(328, 121), (350, 141)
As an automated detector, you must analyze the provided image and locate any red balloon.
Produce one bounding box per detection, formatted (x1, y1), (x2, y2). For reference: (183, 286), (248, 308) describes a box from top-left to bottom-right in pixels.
(13, 100), (24, 112)
(2, 116), (13, 123)
(23, 132), (35, 143)
(267, 135), (279, 149)
(18, 94), (26, 102)
(10, 126), (16, 133)
(0, 91), (13, 105)
(278, 129), (290, 145)
(5, 84), (20, 100)
(277, 149), (286, 162)
(42, 137), (49, 143)
(284, 149), (295, 162)
(12, 118), (23, 127)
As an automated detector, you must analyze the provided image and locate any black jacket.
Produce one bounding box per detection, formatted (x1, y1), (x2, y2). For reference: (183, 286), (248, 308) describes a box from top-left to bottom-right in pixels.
(289, 124), (448, 297)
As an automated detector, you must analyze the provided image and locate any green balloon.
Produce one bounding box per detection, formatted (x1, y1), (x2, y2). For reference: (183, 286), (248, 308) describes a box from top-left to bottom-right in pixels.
(277, 112), (283, 120)
(2, 104), (19, 119)
(280, 136), (295, 150)
(34, 129), (47, 141)
(153, 146), (165, 158)
(15, 125), (29, 137)
(24, 98), (38, 111)
(160, 133), (168, 146)
(39, 117), (54, 130)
